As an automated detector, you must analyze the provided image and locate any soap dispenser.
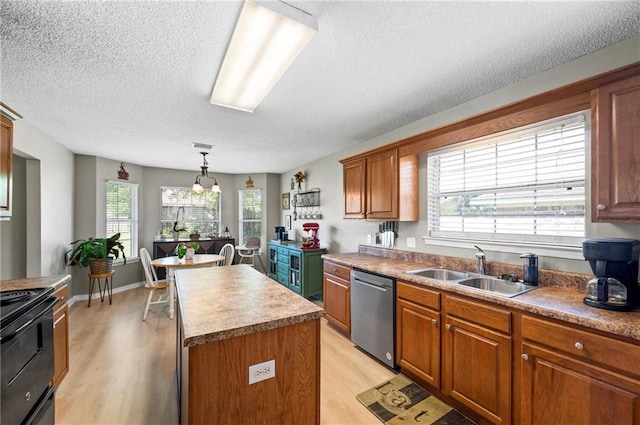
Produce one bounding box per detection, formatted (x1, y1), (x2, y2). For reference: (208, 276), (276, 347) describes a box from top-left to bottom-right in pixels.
(520, 253), (538, 285)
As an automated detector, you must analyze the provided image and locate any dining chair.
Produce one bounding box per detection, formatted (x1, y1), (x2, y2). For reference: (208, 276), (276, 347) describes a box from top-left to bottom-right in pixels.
(218, 243), (235, 266)
(140, 248), (169, 321)
(237, 237), (261, 268)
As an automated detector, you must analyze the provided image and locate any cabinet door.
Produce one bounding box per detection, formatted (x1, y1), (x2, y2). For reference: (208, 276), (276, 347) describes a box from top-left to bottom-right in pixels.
(521, 343), (640, 425)
(366, 149), (398, 219)
(343, 158), (366, 218)
(52, 305), (69, 387)
(268, 246), (278, 279)
(592, 75), (640, 222)
(444, 315), (512, 425)
(289, 252), (301, 293)
(323, 273), (350, 335)
(397, 299), (440, 388)
(0, 115), (12, 218)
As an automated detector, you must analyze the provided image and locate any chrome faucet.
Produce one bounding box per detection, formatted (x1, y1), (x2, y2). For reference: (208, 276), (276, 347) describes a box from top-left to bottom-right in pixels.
(474, 245), (486, 275)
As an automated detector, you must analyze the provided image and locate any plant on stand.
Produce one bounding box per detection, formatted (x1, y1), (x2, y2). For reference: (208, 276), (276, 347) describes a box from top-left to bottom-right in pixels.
(65, 233), (127, 274)
(175, 241), (200, 260)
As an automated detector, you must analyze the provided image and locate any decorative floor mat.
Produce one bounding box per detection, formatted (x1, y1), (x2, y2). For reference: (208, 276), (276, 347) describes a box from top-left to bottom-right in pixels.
(356, 375), (477, 425)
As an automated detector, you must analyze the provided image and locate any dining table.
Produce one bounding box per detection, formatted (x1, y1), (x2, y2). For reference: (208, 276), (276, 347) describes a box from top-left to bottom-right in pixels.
(151, 254), (224, 318)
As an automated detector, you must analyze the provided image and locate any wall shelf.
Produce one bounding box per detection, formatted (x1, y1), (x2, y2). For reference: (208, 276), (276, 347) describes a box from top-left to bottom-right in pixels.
(294, 189), (320, 207)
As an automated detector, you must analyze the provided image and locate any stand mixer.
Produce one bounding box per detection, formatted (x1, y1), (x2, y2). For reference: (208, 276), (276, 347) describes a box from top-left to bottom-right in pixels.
(301, 223), (320, 249)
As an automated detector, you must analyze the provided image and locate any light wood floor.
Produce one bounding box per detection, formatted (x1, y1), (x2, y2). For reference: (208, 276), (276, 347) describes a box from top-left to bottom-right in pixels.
(56, 286), (396, 425)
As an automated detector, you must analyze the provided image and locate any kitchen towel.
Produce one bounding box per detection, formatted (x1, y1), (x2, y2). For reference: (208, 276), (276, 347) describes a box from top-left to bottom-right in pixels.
(356, 374), (477, 425)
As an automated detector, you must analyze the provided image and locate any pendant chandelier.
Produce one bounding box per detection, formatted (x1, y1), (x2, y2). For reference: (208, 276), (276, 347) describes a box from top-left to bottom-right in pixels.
(192, 152), (221, 193)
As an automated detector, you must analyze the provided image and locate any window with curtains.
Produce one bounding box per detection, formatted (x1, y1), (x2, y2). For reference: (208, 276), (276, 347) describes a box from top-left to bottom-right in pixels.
(106, 181), (138, 259)
(239, 189), (262, 246)
(427, 111), (587, 247)
(160, 187), (221, 238)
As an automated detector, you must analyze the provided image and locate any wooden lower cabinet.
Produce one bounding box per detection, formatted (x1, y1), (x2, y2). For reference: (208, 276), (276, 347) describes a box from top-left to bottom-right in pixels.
(322, 261), (351, 335)
(444, 296), (512, 425)
(178, 313), (320, 425)
(396, 281), (441, 388)
(51, 283), (69, 387)
(520, 314), (640, 425)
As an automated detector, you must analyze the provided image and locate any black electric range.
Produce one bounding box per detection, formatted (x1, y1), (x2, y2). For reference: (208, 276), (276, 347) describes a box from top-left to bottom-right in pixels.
(1, 286), (57, 425)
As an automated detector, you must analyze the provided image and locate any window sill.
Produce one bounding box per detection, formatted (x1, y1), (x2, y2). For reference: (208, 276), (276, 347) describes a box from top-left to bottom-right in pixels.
(421, 236), (583, 260)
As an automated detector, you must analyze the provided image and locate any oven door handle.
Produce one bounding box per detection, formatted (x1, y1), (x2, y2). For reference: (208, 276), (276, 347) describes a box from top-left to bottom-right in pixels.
(1, 298), (57, 343)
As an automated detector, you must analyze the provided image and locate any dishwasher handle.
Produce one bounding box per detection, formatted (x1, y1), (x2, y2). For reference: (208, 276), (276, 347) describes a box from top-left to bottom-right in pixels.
(352, 277), (389, 292)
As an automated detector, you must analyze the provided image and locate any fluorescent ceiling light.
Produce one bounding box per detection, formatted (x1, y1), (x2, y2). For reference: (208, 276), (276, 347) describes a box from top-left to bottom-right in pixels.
(210, 0), (317, 112)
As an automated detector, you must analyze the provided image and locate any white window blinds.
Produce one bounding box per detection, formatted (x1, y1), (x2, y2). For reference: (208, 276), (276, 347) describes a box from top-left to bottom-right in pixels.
(106, 181), (138, 258)
(427, 112), (586, 246)
(239, 189), (262, 246)
(160, 187), (221, 238)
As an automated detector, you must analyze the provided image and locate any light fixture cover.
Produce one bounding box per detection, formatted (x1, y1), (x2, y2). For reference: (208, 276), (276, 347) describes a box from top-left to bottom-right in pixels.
(210, 0), (317, 112)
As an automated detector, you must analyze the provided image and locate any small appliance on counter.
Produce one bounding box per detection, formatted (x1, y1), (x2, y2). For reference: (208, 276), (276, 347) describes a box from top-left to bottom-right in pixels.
(582, 238), (640, 311)
(300, 222), (320, 249)
(275, 226), (287, 241)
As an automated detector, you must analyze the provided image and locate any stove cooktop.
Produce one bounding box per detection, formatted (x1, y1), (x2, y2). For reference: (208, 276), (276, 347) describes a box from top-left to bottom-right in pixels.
(0, 287), (55, 327)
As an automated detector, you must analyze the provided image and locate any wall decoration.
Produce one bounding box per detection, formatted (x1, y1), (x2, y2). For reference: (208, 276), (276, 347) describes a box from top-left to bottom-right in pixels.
(293, 170), (305, 190)
(282, 192), (290, 210)
(245, 176), (254, 188)
(118, 162), (129, 180)
(285, 215), (292, 230)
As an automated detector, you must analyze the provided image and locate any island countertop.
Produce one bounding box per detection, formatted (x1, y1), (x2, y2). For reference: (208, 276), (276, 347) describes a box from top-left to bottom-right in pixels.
(176, 264), (325, 347)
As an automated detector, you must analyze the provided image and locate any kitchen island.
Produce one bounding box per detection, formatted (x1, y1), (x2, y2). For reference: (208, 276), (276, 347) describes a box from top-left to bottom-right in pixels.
(175, 265), (325, 425)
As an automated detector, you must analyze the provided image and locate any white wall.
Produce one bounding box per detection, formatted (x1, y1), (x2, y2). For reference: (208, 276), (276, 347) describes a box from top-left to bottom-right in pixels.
(280, 35), (640, 276)
(0, 120), (74, 281)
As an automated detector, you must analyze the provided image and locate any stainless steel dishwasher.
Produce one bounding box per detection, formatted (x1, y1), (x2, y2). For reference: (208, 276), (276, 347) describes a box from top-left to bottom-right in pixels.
(350, 268), (395, 368)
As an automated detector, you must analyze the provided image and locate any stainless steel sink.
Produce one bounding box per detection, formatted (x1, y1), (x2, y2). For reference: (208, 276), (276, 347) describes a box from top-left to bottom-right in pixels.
(405, 268), (472, 281)
(456, 276), (537, 297)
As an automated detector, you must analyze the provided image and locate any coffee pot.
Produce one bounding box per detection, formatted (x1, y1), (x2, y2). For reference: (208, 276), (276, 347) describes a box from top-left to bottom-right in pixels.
(582, 238), (640, 311)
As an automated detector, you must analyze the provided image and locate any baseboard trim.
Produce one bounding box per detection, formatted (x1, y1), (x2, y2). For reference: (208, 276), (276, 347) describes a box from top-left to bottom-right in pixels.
(68, 281), (145, 307)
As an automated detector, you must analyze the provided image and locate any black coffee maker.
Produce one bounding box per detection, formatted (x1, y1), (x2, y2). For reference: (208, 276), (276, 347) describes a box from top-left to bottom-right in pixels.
(582, 238), (640, 311)
(275, 226), (287, 241)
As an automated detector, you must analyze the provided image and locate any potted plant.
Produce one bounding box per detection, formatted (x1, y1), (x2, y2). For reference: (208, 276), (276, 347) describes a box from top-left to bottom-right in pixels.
(189, 228), (201, 241)
(65, 233), (127, 274)
(175, 241), (199, 260)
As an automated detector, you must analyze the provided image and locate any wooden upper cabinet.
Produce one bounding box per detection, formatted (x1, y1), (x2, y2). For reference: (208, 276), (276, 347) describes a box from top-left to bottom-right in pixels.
(591, 75), (640, 222)
(343, 158), (366, 218)
(0, 114), (13, 219)
(366, 149), (398, 219)
(341, 149), (418, 220)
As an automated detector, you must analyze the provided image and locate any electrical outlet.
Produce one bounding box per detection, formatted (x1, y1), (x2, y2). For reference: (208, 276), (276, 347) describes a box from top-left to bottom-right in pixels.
(407, 237), (416, 248)
(367, 234), (372, 243)
(249, 359), (275, 384)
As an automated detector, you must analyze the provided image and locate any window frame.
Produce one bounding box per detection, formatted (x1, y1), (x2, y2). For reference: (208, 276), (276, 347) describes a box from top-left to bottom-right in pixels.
(160, 186), (222, 239)
(424, 111), (589, 259)
(106, 180), (139, 261)
(238, 189), (263, 246)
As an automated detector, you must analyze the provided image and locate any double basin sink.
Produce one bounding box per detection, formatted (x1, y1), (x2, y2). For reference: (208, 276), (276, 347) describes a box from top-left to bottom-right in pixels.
(405, 268), (538, 297)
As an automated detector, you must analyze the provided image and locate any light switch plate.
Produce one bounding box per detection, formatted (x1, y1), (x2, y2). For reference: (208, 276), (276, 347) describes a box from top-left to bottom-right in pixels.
(367, 234), (372, 243)
(249, 359), (275, 384)
(407, 237), (416, 248)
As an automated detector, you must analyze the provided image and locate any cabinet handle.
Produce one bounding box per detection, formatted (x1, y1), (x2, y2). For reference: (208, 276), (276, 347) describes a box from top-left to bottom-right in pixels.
(431, 319), (437, 325)
(597, 204), (607, 211)
(522, 354), (529, 361)
(445, 324), (451, 330)
(574, 342), (584, 350)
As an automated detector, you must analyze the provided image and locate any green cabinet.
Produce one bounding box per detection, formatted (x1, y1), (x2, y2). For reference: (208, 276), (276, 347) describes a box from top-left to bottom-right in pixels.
(268, 242), (326, 298)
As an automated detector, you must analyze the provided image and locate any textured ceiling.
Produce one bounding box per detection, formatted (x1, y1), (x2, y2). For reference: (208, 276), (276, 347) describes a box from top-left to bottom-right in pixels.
(2, 1), (639, 174)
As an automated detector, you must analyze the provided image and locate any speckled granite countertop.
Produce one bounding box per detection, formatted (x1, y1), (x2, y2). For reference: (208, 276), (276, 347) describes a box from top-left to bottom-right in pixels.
(323, 253), (640, 342)
(176, 265), (325, 347)
(0, 274), (71, 291)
